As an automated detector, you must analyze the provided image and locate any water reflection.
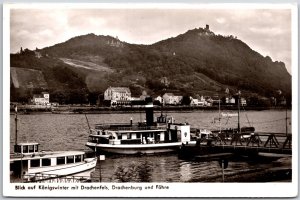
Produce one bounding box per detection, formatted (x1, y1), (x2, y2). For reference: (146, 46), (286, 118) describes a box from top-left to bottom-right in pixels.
(179, 162), (192, 182)
(9, 111), (292, 183)
(112, 160), (153, 182)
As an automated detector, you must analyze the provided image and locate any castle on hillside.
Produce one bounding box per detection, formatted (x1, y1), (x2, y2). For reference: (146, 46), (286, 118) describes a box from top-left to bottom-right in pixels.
(107, 36), (124, 47)
(198, 24), (215, 36)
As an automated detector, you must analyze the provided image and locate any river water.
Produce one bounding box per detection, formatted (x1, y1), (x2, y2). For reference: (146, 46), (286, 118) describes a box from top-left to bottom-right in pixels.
(9, 110), (292, 182)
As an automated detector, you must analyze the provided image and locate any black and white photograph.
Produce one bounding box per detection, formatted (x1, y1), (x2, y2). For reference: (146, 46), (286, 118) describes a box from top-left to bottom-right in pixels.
(2, 3), (298, 197)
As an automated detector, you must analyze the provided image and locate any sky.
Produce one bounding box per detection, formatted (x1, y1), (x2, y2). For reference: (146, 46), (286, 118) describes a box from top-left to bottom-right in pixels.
(10, 6), (292, 74)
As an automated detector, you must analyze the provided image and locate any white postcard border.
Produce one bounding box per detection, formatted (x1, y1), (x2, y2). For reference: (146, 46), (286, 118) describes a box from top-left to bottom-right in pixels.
(2, 3), (298, 198)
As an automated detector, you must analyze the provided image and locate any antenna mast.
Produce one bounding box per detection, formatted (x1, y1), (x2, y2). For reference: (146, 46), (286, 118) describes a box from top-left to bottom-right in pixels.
(237, 91), (241, 134)
(85, 114), (91, 130)
(14, 105), (18, 146)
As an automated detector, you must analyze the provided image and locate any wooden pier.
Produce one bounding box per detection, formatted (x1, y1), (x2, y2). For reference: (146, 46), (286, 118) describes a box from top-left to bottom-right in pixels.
(179, 132), (292, 160)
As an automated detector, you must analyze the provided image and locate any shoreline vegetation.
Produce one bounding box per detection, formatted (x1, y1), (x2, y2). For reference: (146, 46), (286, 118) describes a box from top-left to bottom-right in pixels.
(10, 104), (291, 115)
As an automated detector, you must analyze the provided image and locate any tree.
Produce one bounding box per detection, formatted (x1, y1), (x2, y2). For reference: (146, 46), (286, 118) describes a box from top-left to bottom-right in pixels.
(181, 95), (191, 105)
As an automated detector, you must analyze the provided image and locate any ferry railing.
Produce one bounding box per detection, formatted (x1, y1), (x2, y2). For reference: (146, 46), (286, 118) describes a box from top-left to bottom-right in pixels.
(208, 132), (291, 150)
(95, 124), (164, 131)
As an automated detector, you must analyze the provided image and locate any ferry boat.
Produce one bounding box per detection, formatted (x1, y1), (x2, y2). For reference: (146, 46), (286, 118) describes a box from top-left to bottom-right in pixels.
(86, 98), (192, 155)
(10, 142), (97, 182)
(10, 106), (97, 182)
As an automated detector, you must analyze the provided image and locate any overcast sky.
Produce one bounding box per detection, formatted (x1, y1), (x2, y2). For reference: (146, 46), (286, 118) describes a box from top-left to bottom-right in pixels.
(10, 7), (292, 73)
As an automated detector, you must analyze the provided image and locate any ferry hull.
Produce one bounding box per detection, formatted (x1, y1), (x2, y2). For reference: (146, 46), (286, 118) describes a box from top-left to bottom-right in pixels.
(27, 158), (97, 176)
(10, 157), (97, 182)
(86, 142), (183, 155)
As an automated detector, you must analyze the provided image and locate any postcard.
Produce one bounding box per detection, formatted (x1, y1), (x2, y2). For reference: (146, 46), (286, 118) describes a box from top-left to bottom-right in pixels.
(2, 3), (298, 197)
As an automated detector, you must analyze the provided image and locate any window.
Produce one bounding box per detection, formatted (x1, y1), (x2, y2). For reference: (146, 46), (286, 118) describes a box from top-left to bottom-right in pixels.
(42, 158), (51, 166)
(31, 159), (40, 167)
(118, 134), (122, 140)
(14, 145), (21, 153)
(75, 155), (82, 163)
(136, 133), (141, 139)
(29, 145), (34, 153)
(67, 156), (74, 164)
(23, 145), (28, 153)
(56, 157), (65, 165)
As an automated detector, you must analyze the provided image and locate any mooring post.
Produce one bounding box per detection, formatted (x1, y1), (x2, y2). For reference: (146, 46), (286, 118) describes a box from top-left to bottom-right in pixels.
(99, 158), (102, 182)
(99, 155), (105, 182)
(222, 160), (224, 182)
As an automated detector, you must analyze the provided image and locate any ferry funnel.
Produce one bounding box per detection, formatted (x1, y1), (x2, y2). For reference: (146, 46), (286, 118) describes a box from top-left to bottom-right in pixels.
(145, 97), (154, 126)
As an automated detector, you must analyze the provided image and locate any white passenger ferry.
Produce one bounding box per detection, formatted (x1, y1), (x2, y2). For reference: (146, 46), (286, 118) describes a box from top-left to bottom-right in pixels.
(10, 106), (97, 183)
(86, 98), (192, 155)
(10, 142), (97, 182)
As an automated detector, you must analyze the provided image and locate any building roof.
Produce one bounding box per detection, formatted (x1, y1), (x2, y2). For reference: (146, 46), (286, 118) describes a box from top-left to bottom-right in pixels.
(163, 93), (174, 96)
(108, 87), (131, 93)
(33, 94), (44, 98)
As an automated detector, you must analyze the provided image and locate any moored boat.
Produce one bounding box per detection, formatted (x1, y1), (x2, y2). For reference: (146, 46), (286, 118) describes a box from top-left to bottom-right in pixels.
(10, 105), (97, 183)
(86, 98), (192, 155)
(10, 142), (97, 182)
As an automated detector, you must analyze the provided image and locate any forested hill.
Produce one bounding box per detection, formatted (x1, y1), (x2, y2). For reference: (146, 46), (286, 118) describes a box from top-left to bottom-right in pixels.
(10, 26), (291, 104)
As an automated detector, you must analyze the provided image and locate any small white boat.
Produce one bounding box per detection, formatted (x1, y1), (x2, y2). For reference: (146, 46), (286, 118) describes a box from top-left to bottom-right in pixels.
(10, 142), (97, 182)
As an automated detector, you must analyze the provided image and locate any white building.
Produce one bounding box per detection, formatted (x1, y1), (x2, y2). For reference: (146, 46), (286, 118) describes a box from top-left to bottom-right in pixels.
(226, 97), (236, 104)
(240, 97), (247, 106)
(33, 92), (49, 105)
(104, 87), (131, 106)
(162, 93), (183, 105)
(155, 96), (163, 104)
(190, 97), (198, 106)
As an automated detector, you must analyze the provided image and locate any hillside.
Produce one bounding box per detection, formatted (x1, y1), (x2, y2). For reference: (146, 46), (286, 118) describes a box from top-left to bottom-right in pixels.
(10, 26), (291, 104)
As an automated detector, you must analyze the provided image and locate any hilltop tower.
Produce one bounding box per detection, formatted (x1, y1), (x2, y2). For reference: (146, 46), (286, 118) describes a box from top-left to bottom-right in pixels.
(205, 24), (209, 30)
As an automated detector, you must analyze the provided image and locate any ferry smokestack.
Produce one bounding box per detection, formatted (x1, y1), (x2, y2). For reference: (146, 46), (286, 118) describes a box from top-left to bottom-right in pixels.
(145, 97), (154, 126)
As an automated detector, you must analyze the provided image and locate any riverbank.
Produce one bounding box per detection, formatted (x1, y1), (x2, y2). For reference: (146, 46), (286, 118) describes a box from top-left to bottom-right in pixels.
(10, 105), (290, 115)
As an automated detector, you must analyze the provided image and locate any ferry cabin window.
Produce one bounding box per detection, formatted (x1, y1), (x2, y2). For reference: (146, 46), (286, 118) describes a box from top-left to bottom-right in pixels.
(29, 145), (34, 153)
(42, 158), (51, 166)
(136, 133), (141, 139)
(57, 157), (65, 165)
(31, 159), (40, 167)
(89, 136), (97, 143)
(127, 133), (131, 139)
(118, 134), (122, 140)
(67, 156), (74, 164)
(23, 145), (28, 153)
(75, 155), (82, 163)
(14, 145), (21, 153)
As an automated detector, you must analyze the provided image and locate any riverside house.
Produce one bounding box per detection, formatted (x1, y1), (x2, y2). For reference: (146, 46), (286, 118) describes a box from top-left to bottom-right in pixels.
(162, 93), (183, 105)
(32, 92), (49, 105)
(104, 87), (131, 107)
